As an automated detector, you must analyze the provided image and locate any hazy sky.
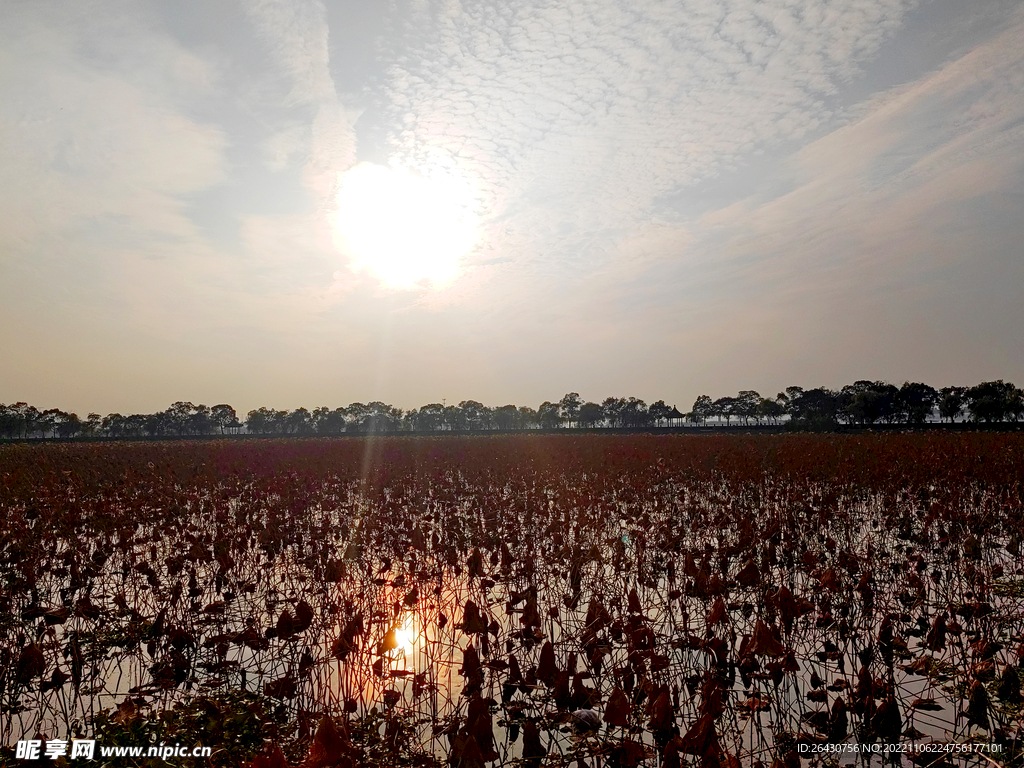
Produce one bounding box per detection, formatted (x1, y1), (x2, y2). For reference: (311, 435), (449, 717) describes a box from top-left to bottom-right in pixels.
(2, 0), (1023, 416)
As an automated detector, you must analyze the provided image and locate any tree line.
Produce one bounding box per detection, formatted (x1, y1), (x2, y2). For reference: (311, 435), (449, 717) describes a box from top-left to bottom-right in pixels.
(0, 379), (1021, 439)
(690, 380), (1023, 428)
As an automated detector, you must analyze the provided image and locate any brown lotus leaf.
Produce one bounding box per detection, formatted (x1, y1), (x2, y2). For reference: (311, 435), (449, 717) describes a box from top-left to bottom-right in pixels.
(521, 720), (545, 766)
(294, 600), (314, 633)
(16, 643), (45, 683)
(708, 597), (727, 626)
(735, 559), (760, 587)
(277, 609), (295, 639)
(749, 619), (786, 657)
(604, 685), (631, 727)
(537, 641), (557, 686)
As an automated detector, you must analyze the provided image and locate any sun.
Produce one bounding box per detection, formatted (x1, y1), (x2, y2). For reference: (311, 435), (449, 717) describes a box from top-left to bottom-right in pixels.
(331, 162), (479, 289)
(393, 616), (417, 650)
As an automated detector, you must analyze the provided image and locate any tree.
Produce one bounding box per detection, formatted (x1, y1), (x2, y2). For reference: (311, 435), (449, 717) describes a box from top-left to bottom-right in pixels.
(1008, 385), (1024, 421)
(838, 381), (899, 425)
(55, 412), (82, 438)
(517, 406), (539, 429)
(38, 408), (61, 438)
(312, 407), (346, 434)
(285, 408), (313, 434)
(145, 411), (173, 436)
(735, 391), (761, 425)
(711, 396), (737, 425)
(938, 386), (966, 423)
(410, 403), (444, 431)
(124, 414), (148, 436)
(757, 398), (784, 425)
(211, 404), (239, 434)
(165, 402), (197, 435)
(620, 398), (649, 427)
(578, 401), (605, 428)
(966, 380), (1016, 422)
(558, 393), (582, 427)
(538, 401), (562, 428)
(188, 404), (213, 435)
(1, 403), (41, 438)
(839, 381), (871, 425)
(898, 382), (938, 425)
(786, 388), (839, 429)
(493, 405), (520, 430)
(458, 400), (492, 430)
(690, 395), (713, 426)
(83, 412), (103, 436)
(103, 413), (127, 438)
(356, 402), (402, 433)
(602, 397), (625, 426)
(344, 403), (370, 432)
(648, 400), (672, 425)
(246, 408), (277, 434)
(441, 404), (462, 431)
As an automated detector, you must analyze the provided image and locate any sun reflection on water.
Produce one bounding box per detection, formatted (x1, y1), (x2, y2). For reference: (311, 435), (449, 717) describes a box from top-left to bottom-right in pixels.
(393, 614), (417, 652)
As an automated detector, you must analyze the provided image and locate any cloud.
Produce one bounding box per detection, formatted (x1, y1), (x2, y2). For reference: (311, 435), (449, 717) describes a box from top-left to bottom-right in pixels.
(377, 0), (919, 290)
(243, 0), (357, 197)
(601, 6), (1024, 389)
(0, 3), (226, 267)
(694, 5), (1024, 288)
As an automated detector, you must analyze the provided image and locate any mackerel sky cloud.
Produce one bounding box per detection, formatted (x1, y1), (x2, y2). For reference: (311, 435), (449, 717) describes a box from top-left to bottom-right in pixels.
(1, 0), (1022, 414)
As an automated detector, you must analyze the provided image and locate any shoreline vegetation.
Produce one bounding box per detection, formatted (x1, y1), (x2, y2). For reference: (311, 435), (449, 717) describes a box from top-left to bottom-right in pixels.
(2, 379), (1022, 441)
(2, 420), (1024, 445)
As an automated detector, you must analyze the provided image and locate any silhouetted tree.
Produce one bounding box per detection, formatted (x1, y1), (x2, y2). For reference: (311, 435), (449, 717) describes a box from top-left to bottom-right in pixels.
(211, 404), (240, 434)
(711, 396), (737, 425)
(517, 406), (539, 429)
(558, 393), (582, 427)
(443, 404), (463, 431)
(350, 402), (402, 433)
(898, 382), (938, 424)
(839, 381), (900, 425)
(165, 402), (197, 435)
(735, 391), (761, 425)
(409, 403), (444, 431)
(145, 411), (173, 436)
(601, 397), (625, 426)
(966, 380), (1018, 422)
(690, 395), (712, 425)
(620, 397), (649, 427)
(0, 403), (41, 438)
(493, 404), (520, 430)
(312, 406), (346, 434)
(757, 397), (785, 425)
(938, 386), (966, 423)
(246, 407), (284, 434)
(83, 413), (103, 436)
(538, 401), (562, 428)
(6, 375), (1024, 442)
(458, 400), (492, 430)
(787, 387), (839, 429)
(285, 408), (313, 434)
(648, 400), (672, 426)
(55, 412), (82, 438)
(578, 401), (605, 427)
(124, 414), (148, 436)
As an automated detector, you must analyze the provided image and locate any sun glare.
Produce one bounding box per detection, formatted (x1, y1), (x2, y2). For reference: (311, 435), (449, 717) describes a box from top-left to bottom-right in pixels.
(332, 163), (479, 289)
(393, 616), (417, 650)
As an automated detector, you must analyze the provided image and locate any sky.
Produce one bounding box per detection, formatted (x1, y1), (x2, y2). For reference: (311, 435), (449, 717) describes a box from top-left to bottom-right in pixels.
(2, 0), (1023, 416)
